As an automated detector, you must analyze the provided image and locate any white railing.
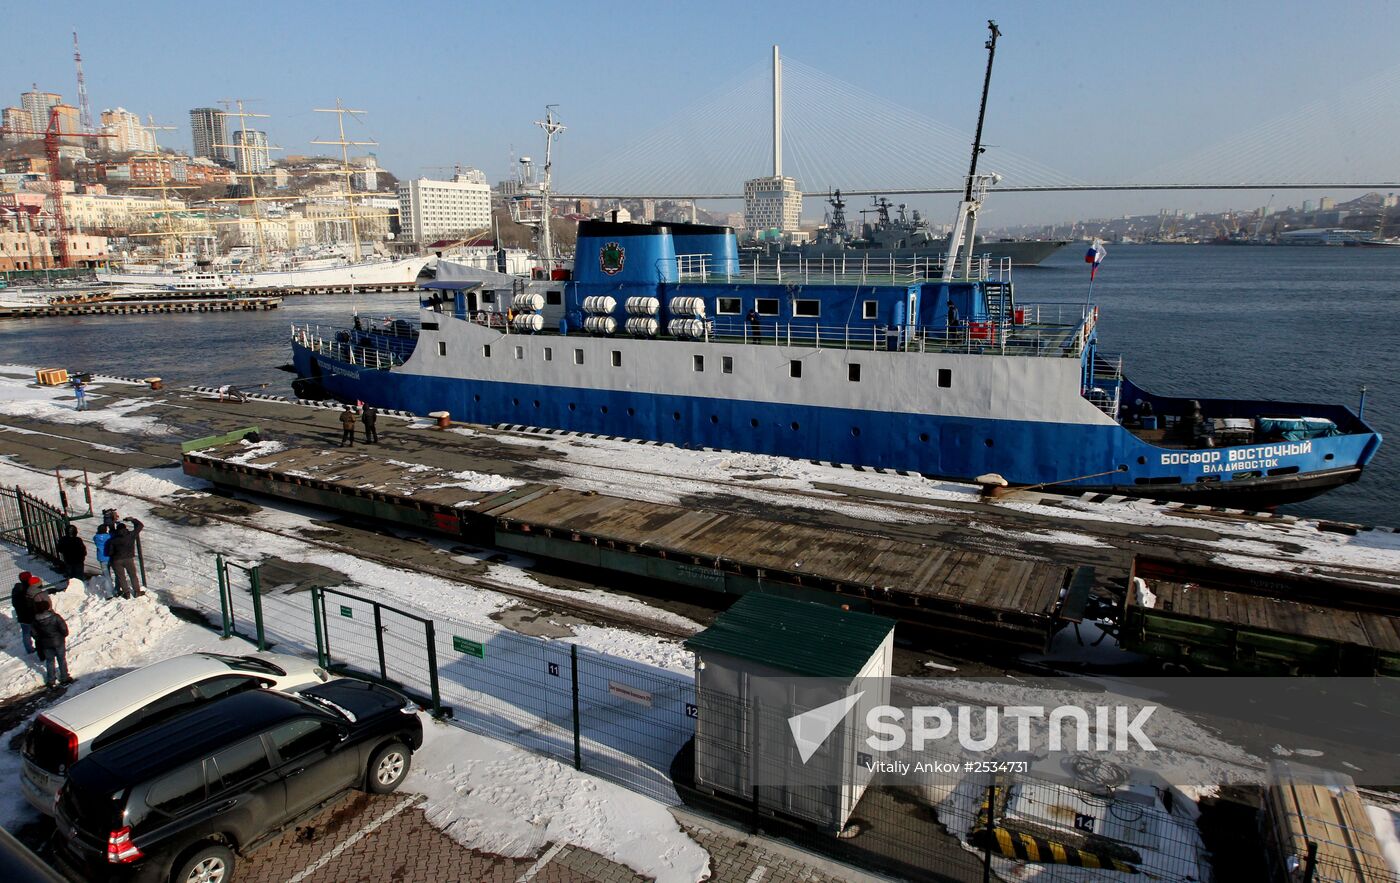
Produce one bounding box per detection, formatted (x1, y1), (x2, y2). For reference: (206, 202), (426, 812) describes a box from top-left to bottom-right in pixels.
(291, 322), (409, 370)
(674, 253), (1013, 286)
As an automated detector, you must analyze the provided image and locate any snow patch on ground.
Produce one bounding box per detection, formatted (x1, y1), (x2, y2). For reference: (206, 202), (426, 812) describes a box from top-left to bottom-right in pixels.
(0, 373), (172, 436)
(224, 439), (287, 466)
(408, 719), (710, 882)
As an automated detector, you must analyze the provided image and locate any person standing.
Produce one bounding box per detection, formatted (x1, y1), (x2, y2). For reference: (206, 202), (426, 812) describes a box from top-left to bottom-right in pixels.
(57, 524), (87, 580)
(107, 517), (144, 599)
(31, 594), (71, 688)
(93, 524), (113, 595)
(72, 378), (87, 411)
(10, 570), (36, 655)
(362, 403), (379, 444)
(945, 299), (961, 344)
(339, 405), (357, 448)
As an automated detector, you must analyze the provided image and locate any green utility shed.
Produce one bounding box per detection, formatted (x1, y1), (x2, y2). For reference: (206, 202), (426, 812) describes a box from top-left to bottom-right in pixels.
(686, 594), (896, 832)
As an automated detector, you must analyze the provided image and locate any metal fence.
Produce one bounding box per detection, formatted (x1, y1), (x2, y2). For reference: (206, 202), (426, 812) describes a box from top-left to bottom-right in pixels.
(216, 555), (266, 650)
(0, 487), (71, 566)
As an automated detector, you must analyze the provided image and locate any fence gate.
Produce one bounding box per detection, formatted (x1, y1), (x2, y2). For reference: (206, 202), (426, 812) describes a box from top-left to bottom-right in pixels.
(0, 487), (72, 564)
(217, 554), (266, 649)
(312, 586), (443, 716)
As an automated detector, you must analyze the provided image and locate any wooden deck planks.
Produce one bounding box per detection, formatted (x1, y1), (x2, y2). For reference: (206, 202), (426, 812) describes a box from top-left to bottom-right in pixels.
(197, 439), (1068, 620)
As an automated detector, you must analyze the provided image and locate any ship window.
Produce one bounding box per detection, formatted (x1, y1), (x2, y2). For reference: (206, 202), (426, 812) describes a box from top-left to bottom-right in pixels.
(755, 298), (779, 316)
(848, 363), (861, 382)
(437, 341), (447, 357)
(544, 347), (553, 361)
(794, 300), (820, 318)
(862, 300), (878, 320)
(573, 348), (584, 365)
(717, 297), (741, 315)
(483, 345), (491, 358)
(611, 350), (621, 367)
(938, 368), (951, 388)
(790, 360), (802, 378)
(851, 427), (861, 437)
(722, 356), (733, 374)
(751, 418), (759, 428)
(546, 291), (562, 306)
(514, 346), (523, 359)
(482, 291), (496, 304)
(693, 355), (704, 372)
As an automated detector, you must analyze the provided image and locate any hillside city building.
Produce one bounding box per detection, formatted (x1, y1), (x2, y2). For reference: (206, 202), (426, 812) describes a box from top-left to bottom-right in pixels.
(189, 106), (230, 164)
(397, 171), (491, 243)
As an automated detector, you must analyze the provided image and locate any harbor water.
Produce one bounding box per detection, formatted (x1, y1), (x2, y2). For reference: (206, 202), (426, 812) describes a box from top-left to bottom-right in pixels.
(0, 244), (1394, 525)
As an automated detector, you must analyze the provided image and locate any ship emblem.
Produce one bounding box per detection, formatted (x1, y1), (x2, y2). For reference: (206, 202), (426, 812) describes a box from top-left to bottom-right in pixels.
(600, 241), (625, 276)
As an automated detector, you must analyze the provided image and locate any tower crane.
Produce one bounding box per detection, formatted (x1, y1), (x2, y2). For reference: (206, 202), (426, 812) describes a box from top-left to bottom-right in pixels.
(5, 106), (114, 267)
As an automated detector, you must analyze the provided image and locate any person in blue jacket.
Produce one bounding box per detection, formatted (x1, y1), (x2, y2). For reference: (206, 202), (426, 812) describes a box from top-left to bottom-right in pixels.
(93, 523), (113, 596)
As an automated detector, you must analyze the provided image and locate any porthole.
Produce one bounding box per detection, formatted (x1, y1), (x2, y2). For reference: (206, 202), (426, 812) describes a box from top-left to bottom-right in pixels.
(790, 421), (800, 431)
(709, 415), (719, 424)
(1324, 453), (1335, 461)
(1137, 456), (1146, 465)
(533, 400), (540, 409)
(851, 427), (861, 438)
(568, 403), (577, 412)
(511, 398), (519, 406)
(473, 394), (481, 403)
(919, 433), (930, 443)
(750, 418), (760, 428)
(673, 411), (682, 421)
(627, 407), (636, 417)
(984, 438), (994, 447)
(600, 405), (609, 414)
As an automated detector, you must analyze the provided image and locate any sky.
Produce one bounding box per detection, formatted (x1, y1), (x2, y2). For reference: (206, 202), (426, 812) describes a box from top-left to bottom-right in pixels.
(4, 0), (1400, 227)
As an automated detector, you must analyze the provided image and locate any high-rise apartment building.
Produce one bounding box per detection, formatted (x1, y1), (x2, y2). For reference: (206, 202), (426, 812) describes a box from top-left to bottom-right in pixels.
(742, 175), (802, 234)
(233, 129), (271, 173)
(397, 172), (492, 243)
(21, 88), (62, 134)
(101, 108), (156, 153)
(190, 107), (230, 164)
(0, 107), (26, 142)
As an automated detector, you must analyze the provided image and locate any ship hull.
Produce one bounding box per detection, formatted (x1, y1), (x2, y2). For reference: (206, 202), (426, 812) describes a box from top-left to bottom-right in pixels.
(291, 339), (1376, 508)
(98, 255), (432, 290)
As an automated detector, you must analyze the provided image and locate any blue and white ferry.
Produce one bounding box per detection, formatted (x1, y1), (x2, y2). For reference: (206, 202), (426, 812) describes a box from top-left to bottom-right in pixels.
(289, 214), (1379, 506)
(288, 24), (1380, 508)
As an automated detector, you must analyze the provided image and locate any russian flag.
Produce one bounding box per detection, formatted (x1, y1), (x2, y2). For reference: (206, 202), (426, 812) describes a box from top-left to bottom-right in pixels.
(1084, 239), (1107, 280)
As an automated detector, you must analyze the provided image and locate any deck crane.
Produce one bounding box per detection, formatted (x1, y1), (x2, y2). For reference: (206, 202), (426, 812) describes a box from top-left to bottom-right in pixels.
(5, 106), (113, 267)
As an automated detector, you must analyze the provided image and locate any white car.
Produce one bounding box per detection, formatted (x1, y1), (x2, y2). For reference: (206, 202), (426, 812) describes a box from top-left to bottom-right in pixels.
(19, 652), (329, 815)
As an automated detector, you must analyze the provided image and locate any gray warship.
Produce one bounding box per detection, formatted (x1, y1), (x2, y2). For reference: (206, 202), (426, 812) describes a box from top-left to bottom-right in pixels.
(782, 190), (1068, 267)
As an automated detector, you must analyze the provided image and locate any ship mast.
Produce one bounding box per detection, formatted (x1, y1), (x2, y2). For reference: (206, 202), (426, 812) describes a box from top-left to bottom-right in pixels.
(942, 20), (1002, 282)
(126, 119), (209, 260)
(535, 105), (565, 265)
(312, 99), (378, 263)
(212, 100), (281, 265)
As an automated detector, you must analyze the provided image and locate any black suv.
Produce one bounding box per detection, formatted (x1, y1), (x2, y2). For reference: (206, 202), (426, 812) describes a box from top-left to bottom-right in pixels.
(52, 678), (423, 883)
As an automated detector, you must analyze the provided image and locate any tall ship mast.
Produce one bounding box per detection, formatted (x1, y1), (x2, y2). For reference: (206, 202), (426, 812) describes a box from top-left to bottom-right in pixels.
(287, 24), (1380, 506)
(98, 99), (431, 292)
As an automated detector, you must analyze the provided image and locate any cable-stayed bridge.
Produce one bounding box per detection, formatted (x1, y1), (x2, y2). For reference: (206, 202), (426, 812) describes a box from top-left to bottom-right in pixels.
(552, 51), (1400, 202)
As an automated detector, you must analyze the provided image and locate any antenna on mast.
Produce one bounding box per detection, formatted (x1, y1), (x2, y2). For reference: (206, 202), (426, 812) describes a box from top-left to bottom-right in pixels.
(72, 31), (93, 133)
(534, 105), (565, 265)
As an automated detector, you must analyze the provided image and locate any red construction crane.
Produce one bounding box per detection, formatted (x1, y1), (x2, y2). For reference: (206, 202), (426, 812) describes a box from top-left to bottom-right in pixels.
(5, 106), (113, 267)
